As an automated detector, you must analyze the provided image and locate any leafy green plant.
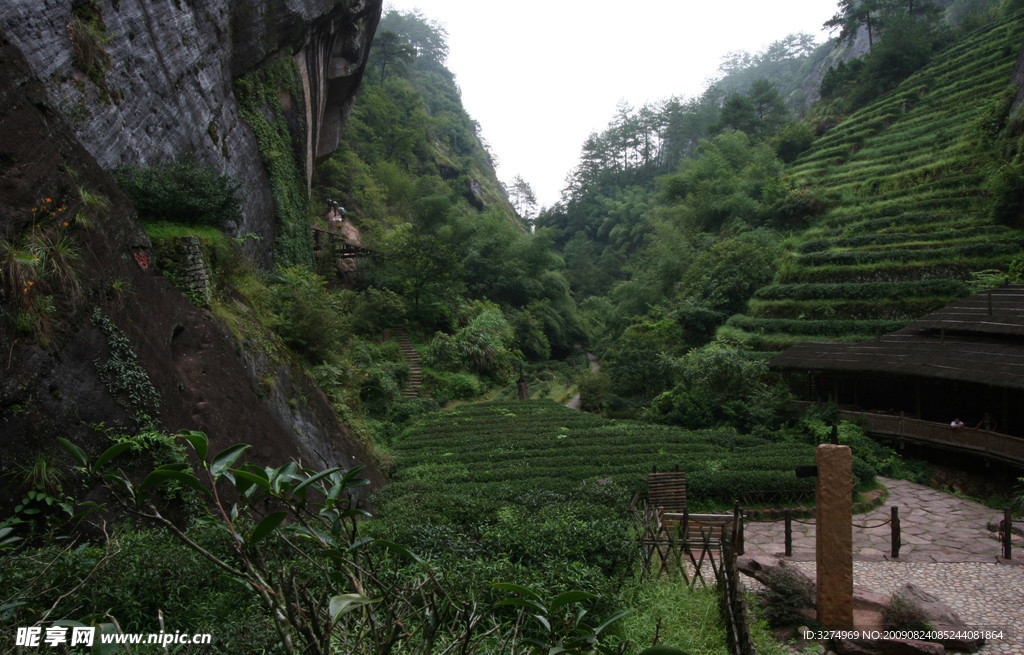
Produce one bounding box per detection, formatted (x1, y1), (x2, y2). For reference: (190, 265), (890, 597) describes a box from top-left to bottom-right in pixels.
(56, 432), (540, 654)
(620, 580), (722, 654)
(425, 302), (518, 380)
(67, 1), (113, 93)
(74, 185), (110, 229)
(493, 583), (627, 654)
(90, 308), (160, 420)
(756, 565), (814, 628)
(0, 235), (43, 308)
(578, 370), (611, 412)
(269, 266), (349, 363)
(114, 161), (240, 227)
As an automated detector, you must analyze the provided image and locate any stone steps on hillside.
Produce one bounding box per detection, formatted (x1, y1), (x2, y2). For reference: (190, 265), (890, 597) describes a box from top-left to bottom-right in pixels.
(391, 327), (422, 399)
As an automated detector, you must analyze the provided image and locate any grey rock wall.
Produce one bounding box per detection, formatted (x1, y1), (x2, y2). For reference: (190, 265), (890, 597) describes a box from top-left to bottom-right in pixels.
(0, 0), (380, 266)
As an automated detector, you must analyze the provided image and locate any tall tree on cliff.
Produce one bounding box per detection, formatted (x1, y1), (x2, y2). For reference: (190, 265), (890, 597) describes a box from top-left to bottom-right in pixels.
(374, 30), (415, 84)
(826, 0), (884, 51)
(508, 175), (538, 226)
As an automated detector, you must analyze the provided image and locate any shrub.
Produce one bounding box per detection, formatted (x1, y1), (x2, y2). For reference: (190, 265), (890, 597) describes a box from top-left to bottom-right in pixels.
(774, 122), (816, 163)
(425, 369), (482, 403)
(114, 161), (240, 227)
(577, 371), (611, 412)
(757, 564), (815, 627)
(270, 266), (349, 363)
(882, 594), (931, 631)
(768, 187), (826, 229)
(753, 280), (970, 302)
(67, 2), (112, 92)
(424, 303), (517, 380)
(989, 159), (1024, 228)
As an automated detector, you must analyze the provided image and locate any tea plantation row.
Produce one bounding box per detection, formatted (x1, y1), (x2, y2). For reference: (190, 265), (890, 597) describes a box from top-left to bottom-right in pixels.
(727, 11), (1024, 351)
(385, 400), (869, 507)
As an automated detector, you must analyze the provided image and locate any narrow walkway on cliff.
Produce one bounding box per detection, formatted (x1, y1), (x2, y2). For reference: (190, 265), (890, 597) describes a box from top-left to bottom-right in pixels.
(565, 352), (599, 411)
(392, 328), (422, 399)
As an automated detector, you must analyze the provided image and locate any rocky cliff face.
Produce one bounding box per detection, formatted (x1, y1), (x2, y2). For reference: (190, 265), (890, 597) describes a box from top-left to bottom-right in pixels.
(0, 0), (380, 266)
(0, 1), (386, 503)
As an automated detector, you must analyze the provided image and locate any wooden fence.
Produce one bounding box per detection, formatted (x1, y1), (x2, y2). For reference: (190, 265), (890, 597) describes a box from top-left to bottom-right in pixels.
(631, 503), (757, 654)
(632, 501), (745, 585)
(718, 527), (756, 655)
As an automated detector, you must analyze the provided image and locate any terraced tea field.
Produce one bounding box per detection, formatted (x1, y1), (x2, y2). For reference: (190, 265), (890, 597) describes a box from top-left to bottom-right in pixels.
(726, 12), (1024, 351)
(390, 400), (825, 508)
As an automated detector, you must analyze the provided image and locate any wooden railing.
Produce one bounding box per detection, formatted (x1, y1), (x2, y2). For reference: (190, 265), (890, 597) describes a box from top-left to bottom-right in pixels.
(838, 410), (1024, 466)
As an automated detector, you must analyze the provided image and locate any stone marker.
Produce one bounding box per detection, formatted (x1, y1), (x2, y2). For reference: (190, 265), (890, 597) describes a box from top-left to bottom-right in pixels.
(816, 443), (853, 628)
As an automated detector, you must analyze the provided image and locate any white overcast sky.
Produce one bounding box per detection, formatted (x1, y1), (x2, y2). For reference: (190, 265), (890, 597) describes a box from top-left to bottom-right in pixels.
(383, 1), (840, 208)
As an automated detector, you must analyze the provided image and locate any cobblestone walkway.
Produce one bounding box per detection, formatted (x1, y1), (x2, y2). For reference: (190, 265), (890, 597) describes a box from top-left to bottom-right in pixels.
(741, 477), (1024, 653)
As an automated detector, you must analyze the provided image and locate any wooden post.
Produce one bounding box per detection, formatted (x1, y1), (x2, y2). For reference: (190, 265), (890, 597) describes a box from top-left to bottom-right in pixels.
(891, 506), (900, 559)
(784, 509), (793, 557)
(1003, 507), (1013, 560)
(815, 444), (853, 629)
(733, 501), (744, 556)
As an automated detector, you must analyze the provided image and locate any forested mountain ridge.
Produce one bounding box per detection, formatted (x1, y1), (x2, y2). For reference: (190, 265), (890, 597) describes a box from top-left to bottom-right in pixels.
(539, 1), (1024, 420)
(306, 10), (585, 364)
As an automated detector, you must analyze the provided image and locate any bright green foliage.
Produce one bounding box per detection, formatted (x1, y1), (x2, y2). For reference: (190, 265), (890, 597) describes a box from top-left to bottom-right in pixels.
(658, 131), (784, 233)
(646, 340), (791, 433)
(311, 337), (407, 419)
(537, 34), (823, 301)
(369, 399), (827, 651)
(27, 432), (640, 653)
(425, 302), (517, 380)
(114, 161), (240, 227)
(600, 230), (780, 407)
(492, 583), (627, 654)
(620, 581), (727, 654)
(577, 370), (612, 412)
(773, 121), (816, 164)
(728, 11), (1024, 350)
(314, 10), (582, 358)
(270, 266), (349, 363)
(822, 11), (949, 109)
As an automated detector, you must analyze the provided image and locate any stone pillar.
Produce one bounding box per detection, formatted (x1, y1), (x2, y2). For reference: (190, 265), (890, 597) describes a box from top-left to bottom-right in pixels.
(815, 443), (853, 629)
(164, 236), (212, 306)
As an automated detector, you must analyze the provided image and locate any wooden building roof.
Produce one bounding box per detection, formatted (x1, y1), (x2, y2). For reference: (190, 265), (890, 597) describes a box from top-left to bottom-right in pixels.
(770, 285), (1024, 390)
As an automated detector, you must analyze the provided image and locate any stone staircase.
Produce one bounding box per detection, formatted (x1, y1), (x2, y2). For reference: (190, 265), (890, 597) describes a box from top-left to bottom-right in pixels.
(392, 328), (423, 398)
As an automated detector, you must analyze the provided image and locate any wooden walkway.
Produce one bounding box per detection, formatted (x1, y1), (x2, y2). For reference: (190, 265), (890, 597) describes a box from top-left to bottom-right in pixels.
(311, 226), (375, 259)
(840, 410), (1024, 467)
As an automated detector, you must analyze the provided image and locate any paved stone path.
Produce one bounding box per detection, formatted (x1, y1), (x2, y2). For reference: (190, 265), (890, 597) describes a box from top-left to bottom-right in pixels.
(741, 477), (1024, 653)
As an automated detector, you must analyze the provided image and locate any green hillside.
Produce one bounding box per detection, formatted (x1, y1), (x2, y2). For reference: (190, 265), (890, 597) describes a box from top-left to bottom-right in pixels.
(725, 12), (1024, 350)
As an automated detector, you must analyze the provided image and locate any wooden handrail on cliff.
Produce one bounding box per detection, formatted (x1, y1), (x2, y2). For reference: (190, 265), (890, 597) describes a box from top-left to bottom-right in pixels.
(837, 409), (1024, 466)
(311, 226), (376, 258)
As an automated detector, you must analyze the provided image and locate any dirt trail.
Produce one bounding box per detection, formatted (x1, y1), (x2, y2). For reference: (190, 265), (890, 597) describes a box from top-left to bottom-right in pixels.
(565, 352), (599, 410)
